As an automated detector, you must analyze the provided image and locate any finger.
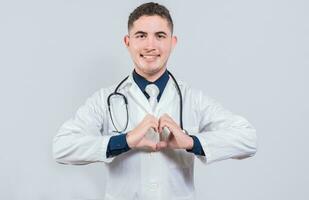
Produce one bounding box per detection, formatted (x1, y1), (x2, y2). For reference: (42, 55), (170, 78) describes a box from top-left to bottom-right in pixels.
(149, 141), (157, 151)
(158, 118), (162, 133)
(165, 117), (178, 128)
(156, 141), (168, 151)
(146, 116), (158, 132)
(150, 121), (158, 132)
(159, 116), (176, 132)
(162, 113), (170, 118)
(142, 120), (158, 135)
(141, 138), (157, 151)
(154, 119), (159, 132)
(159, 117), (172, 133)
(158, 119), (167, 133)
(161, 113), (174, 123)
(167, 131), (175, 142)
(160, 120), (175, 135)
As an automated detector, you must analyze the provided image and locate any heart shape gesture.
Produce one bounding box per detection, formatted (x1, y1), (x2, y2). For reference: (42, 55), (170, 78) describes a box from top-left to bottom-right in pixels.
(126, 114), (194, 151)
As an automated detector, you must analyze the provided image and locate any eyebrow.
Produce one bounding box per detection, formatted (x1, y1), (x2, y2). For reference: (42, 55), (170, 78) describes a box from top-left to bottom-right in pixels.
(133, 31), (169, 36)
(155, 31), (168, 36)
(133, 31), (147, 36)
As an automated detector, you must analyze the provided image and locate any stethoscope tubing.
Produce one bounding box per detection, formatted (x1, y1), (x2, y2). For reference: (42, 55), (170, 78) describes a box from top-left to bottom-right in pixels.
(107, 70), (183, 133)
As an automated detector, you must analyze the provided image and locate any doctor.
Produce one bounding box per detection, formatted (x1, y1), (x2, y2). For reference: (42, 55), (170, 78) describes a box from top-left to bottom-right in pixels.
(53, 2), (257, 200)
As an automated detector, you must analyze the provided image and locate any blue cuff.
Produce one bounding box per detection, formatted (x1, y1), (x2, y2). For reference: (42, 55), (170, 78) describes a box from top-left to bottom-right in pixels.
(186, 135), (205, 156)
(106, 133), (131, 158)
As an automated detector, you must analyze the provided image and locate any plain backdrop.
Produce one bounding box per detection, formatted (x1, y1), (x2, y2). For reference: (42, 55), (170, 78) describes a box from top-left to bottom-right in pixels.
(0, 0), (308, 199)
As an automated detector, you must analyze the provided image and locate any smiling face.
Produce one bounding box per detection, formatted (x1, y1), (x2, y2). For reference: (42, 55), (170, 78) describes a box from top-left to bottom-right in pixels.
(124, 15), (177, 81)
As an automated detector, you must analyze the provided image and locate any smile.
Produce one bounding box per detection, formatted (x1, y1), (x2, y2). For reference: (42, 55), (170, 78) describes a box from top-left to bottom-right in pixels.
(140, 54), (160, 60)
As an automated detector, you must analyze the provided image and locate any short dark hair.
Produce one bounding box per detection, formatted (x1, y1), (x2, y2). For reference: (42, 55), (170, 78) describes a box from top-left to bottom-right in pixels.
(128, 2), (174, 33)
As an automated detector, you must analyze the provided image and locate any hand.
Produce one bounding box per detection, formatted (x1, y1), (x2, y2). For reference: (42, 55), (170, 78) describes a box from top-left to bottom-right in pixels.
(156, 114), (194, 150)
(126, 114), (159, 151)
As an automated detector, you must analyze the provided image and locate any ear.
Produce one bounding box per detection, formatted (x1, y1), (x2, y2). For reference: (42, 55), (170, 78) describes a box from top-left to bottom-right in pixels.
(171, 35), (177, 49)
(124, 35), (130, 47)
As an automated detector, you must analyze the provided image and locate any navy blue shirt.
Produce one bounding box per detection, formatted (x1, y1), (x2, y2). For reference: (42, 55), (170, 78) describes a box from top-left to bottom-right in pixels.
(106, 70), (205, 158)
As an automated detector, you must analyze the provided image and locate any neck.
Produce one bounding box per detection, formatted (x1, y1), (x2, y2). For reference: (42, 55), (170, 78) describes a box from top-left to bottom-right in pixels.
(135, 67), (167, 82)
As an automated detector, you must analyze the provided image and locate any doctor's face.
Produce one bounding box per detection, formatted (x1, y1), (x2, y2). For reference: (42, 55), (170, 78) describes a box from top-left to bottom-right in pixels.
(124, 15), (177, 80)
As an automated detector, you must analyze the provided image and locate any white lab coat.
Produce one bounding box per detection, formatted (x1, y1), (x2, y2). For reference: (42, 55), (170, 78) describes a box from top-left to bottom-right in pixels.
(53, 74), (257, 200)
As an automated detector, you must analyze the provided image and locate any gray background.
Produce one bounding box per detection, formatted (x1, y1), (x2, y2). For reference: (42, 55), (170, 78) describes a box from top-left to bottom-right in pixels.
(0, 0), (308, 199)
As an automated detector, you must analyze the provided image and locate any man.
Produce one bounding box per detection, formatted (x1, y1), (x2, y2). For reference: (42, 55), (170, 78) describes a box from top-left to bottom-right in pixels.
(53, 2), (257, 200)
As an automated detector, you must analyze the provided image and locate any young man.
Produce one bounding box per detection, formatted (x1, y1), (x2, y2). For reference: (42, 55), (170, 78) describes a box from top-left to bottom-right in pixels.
(53, 2), (257, 200)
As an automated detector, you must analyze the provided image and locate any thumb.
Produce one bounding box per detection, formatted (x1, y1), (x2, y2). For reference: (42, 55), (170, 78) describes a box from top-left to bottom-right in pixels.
(156, 141), (168, 151)
(141, 139), (157, 151)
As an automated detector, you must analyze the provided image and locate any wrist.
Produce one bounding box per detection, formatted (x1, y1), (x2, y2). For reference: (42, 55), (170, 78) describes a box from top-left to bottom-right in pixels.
(126, 132), (134, 149)
(185, 136), (194, 150)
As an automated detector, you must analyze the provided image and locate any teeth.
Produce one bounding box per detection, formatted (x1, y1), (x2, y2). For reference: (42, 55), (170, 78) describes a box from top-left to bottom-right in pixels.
(144, 55), (156, 58)
(141, 55), (158, 59)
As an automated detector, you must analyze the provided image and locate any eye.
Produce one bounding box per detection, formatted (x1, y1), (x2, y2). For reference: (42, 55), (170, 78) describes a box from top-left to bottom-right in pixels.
(157, 34), (166, 39)
(136, 34), (146, 39)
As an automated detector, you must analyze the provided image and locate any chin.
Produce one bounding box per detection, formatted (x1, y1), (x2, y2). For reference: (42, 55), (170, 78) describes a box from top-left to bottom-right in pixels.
(147, 67), (164, 75)
(135, 62), (165, 75)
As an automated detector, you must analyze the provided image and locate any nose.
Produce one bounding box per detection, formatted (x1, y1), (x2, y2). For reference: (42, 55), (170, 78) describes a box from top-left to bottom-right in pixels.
(144, 35), (157, 51)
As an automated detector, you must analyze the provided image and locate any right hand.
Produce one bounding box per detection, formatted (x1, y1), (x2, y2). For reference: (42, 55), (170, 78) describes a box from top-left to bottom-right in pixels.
(126, 114), (159, 151)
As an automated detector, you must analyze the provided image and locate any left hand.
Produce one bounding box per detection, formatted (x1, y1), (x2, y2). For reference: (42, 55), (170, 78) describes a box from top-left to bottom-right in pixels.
(156, 114), (194, 150)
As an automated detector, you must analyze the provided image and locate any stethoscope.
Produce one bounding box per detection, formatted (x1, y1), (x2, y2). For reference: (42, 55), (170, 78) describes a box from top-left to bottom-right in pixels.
(107, 70), (184, 133)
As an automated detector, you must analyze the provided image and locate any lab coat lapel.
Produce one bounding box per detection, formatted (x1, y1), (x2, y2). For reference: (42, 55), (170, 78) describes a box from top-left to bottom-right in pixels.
(156, 78), (179, 116)
(119, 74), (182, 117)
(127, 76), (152, 114)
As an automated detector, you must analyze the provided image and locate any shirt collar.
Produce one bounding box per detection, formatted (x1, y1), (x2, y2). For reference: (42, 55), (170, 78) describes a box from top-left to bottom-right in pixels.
(132, 69), (170, 101)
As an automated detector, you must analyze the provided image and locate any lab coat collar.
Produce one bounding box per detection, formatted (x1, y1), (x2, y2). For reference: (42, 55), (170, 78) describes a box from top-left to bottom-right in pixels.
(116, 70), (184, 115)
(132, 69), (170, 102)
(116, 70), (184, 91)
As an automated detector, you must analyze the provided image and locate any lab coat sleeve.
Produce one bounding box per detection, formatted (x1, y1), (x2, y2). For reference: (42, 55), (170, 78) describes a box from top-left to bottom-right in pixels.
(53, 89), (116, 165)
(194, 91), (257, 164)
